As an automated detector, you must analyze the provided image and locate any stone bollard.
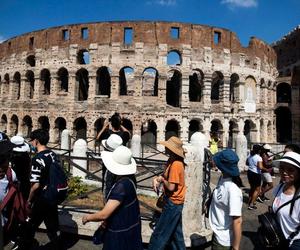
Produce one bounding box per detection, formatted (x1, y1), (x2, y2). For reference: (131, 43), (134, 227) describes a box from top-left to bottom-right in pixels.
(190, 132), (209, 160)
(182, 142), (212, 247)
(235, 133), (248, 172)
(131, 134), (141, 158)
(72, 139), (87, 179)
(61, 129), (70, 151)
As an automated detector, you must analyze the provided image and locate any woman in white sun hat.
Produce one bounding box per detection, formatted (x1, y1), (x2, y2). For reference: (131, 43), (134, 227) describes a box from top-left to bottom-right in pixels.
(82, 146), (142, 250)
(270, 151), (300, 249)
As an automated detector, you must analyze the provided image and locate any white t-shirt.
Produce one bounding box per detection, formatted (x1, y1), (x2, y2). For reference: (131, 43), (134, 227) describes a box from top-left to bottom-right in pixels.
(0, 168), (17, 226)
(209, 177), (243, 246)
(272, 184), (300, 243)
(247, 154), (262, 174)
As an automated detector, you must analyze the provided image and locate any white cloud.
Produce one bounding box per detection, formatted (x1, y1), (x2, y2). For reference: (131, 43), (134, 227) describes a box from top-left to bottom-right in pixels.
(147, 0), (177, 6)
(221, 0), (258, 8)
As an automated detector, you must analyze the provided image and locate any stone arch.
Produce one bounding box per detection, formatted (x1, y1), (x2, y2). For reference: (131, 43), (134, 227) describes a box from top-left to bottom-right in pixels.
(165, 119), (180, 140)
(10, 114), (19, 136)
(276, 82), (291, 103)
(167, 50), (182, 66)
(94, 117), (105, 139)
(275, 107), (292, 143)
(142, 67), (158, 96)
(57, 67), (69, 92)
(189, 69), (204, 102)
(229, 73), (239, 102)
(141, 119), (157, 150)
(22, 115), (32, 138)
(166, 70), (181, 107)
(96, 67), (111, 96)
(211, 71), (224, 101)
(76, 68), (89, 101)
(188, 119), (203, 141)
(267, 120), (272, 143)
(54, 117), (67, 143)
(211, 119), (223, 143)
(77, 49), (90, 65)
(13, 72), (21, 100)
(73, 117), (87, 139)
(122, 118), (133, 136)
(119, 67), (134, 96)
(0, 114), (7, 132)
(40, 69), (51, 95)
(2, 73), (10, 97)
(26, 55), (36, 67)
(244, 76), (256, 102)
(228, 119), (239, 148)
(244, 119), (257, 145)
(25, 70), (35, 99)
(38, 116), (50, 131)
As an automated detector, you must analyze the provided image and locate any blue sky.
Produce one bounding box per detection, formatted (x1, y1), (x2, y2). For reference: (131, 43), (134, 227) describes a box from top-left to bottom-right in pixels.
(0, 0), (299, 46)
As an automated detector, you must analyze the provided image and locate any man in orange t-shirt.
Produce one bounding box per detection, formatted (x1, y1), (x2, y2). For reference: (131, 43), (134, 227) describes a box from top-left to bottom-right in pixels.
(148, 136), (186, 250)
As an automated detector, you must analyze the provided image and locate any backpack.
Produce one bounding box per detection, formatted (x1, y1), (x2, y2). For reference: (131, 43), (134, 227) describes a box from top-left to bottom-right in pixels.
(42, 156), (68, 205)
(0, 167), (28, 232)
(258, 184), (300, 248)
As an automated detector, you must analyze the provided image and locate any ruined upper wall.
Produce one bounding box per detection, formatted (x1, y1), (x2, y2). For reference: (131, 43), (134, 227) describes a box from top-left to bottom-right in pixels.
(0, 21), (276, 65)
(273, 25), (300, 69)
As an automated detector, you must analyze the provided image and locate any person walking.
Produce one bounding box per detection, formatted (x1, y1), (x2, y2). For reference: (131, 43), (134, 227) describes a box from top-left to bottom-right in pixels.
(246, 144), (268, 210)
(270, 151), (300, 249)
(209, 149), (243, 250)
(10, 135), (31, 200)
(148, 136), (186, 250)
(25, 129), (61, 249)
(82, 146), (143, 250)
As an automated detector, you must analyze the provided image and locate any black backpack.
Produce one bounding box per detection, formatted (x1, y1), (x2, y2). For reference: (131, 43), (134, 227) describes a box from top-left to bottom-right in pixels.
(258, 184), (300, 248)
(42, 156), (68, 205)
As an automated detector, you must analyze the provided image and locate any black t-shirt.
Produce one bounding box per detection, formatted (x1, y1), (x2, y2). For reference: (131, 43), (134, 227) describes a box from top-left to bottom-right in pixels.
(30, 149), (56, 187)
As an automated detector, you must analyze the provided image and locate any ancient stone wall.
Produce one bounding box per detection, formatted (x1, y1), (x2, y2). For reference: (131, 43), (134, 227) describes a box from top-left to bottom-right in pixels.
(0, 21), (278, 147)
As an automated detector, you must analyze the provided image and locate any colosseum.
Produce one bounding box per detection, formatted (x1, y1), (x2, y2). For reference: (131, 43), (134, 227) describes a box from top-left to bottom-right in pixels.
(0, 21), (278, 148)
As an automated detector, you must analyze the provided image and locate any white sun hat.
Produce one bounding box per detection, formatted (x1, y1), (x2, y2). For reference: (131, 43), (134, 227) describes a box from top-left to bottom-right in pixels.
(10, 135), (30, 153)
(101, 146), (136, 175)
(263, 144), (272, 150)
(101, 134), (123, 152)
(274, 151), (300, 169)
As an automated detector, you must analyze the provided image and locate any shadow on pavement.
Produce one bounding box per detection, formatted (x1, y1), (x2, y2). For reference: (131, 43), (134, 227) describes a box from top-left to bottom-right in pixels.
(243, 231), (265, 250)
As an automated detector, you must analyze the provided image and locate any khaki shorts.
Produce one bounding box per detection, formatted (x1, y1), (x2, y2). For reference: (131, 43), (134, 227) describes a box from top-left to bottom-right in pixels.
(262, 172), (272, 183)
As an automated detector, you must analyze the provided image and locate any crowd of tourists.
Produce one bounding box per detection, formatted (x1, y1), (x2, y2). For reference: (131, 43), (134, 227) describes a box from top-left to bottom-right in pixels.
(0, 112), (300, 250)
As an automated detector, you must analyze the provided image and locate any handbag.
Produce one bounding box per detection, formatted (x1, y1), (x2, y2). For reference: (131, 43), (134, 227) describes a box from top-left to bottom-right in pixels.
(156, 194), (166, 209)
(258, 184), (300, 248)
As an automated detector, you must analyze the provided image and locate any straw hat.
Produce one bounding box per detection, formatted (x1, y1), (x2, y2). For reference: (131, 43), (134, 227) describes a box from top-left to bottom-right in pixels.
(11, 135), (30, 153)
(160, 136), (185, 158)
(101, 146), (136, 175)
(101, 134), (123, 152)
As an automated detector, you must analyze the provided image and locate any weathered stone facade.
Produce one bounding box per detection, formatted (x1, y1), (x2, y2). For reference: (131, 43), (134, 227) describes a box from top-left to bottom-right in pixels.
(0, 21), (277, 147)
(273, 25), (300, 143)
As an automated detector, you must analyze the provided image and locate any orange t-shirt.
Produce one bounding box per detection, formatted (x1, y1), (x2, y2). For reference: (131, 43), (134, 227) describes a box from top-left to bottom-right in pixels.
(163, 160), (186, 205)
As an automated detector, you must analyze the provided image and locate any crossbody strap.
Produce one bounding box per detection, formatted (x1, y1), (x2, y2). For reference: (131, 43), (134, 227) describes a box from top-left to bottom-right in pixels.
(272, 183), (300, 241)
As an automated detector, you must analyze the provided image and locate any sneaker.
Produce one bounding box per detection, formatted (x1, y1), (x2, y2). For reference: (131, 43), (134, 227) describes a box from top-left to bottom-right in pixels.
(263, 196), (270, 201)
(11, 243), (20, 250)
(248, 205), (258, 210)
(257, 196), (264, 203)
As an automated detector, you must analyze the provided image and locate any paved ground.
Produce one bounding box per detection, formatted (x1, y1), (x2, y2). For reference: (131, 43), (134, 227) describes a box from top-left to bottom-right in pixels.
(4, 171), (279, 250)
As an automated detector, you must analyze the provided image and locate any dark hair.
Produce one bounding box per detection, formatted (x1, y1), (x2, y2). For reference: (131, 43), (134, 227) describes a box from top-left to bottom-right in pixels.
(285, 144), (300, 154)
(289, 167), (300, 215)
(0, 154), (10, 167)
(30, 129), (49, 145)
(250, 144), (261, 156)
(110, 113), (121, 130)
(232, 176), (244, 188)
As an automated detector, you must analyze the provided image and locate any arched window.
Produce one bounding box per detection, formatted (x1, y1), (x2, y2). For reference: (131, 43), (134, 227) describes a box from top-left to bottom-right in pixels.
(119, 67), (134, 96)
(13, 72), (21, 100)
(22, 115), (32, 138)
(229, 73), (239, 102)
(76, 69), (89, 101)
(166, 70), (181, 107)
(141, 120), (157, 150)
(40, 69), (51, 95)
(38, 116), (50, 131)
(189, 70), (203, 102)
(57, 68), (69, 92)
(77, 49), (90, 65)
(142, 68), (158, 96)
(167, 50), (182, 66)
(96, 67), (111, 96)
(26, 55), (36, 67)
(211, 71), (224, 101)
(276, 82), (291, 103)
(54, 117), (67, 143)
(165, 119), (180, 140)
(10, 115), (19, 135)
(74, 117), (87, 139)
(25, 71), (35, 99)
(275, 107), (292, 143)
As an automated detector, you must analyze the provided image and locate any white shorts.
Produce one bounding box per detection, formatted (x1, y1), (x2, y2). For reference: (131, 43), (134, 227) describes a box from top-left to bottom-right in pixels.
(262, 172), (272, 183)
